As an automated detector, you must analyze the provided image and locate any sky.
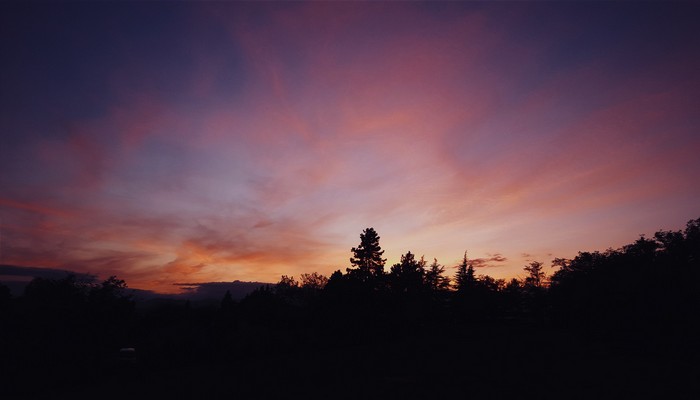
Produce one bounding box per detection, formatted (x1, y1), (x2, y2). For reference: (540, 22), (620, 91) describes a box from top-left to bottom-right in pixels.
(1, 2), (699, 293)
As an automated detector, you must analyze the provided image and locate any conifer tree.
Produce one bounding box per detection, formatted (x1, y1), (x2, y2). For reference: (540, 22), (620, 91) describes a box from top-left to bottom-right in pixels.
(348, 227), (386, 282)
(425, 258), (450, 292)
(454, 251), (476, 292)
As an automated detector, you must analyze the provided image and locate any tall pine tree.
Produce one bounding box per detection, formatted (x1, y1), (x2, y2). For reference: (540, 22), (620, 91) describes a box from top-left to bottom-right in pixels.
(454, 251), (476, 292)
(348, 227), (386, 283)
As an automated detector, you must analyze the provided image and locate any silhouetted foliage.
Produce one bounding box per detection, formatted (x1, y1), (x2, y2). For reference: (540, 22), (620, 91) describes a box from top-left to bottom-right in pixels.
(275, 275), (299, 293)
(549, 218), (700, 341)
(523, 261), (545, 289)
(239, 284), (286, 327)
(454, 251), (476, 292)
(299, 272), (329, 290)
(389, 252), (425, 295)
(502, 278), (524, 316)
(348, 227), (386, 283)
(325, 269), (346, 292)
(424, 258), (450, 292)
(24, 274), (87, 307)
(4, 220), (700, 398)
(477, 275), (504, 292)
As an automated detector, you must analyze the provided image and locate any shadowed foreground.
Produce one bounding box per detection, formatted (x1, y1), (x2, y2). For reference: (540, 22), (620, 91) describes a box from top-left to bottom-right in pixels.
(2, 219), (699, 399)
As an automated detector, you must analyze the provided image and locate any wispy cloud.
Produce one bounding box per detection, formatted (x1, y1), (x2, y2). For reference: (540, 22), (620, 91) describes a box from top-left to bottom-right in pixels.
(471, 254), (508, 269)
(2, 3), (698, 292)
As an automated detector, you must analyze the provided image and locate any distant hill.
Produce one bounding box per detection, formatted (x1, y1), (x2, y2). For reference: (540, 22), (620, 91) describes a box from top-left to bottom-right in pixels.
(0, 264), (96, 295)
(128, 281), (269, 310)
(0, 264), (269, 303)
(171, 280), (270, 302)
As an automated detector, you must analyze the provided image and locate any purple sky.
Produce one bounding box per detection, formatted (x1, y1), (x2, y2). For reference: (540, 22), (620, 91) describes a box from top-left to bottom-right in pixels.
(1, 2), (699, 292)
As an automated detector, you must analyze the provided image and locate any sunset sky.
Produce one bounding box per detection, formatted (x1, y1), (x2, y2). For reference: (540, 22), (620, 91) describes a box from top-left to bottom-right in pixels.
(1, 2), (699, 293)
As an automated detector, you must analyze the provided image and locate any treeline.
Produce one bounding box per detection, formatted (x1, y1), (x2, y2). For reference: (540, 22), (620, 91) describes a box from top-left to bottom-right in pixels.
(239, 219), (700, 335)
(1, 219), (699, 398)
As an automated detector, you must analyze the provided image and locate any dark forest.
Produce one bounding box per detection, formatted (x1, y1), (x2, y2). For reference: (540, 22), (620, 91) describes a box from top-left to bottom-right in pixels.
(2, 218), (699, 399)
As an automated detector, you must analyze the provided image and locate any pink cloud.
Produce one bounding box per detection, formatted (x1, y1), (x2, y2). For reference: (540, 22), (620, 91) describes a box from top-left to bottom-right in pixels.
(4, 4), (698, 292)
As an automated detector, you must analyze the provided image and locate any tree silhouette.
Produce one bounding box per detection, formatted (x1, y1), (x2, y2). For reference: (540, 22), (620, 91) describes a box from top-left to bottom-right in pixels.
(4, 217), (700, 398)
(275, 275), (300, 299)
(389, 251), (425, 294)
(348, 227), (386, 283)
(549, 220), (698, 330)
(276, 275), (299, 289)
(24, 274), (89, 312)
(523, 261), (545, 289)
(88, 276), (130, 306)
(88, 275), (134, 322)
(502, 278), (523, 316)
(477, 275), (504, 292)
(101, 275), (127, 294)
(454, 251), (476, 292)
(452, 251), (484, 321)
(300, 272), (329, 290)
(325, 270), (345, 291)
(424, 258), (450, 292)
